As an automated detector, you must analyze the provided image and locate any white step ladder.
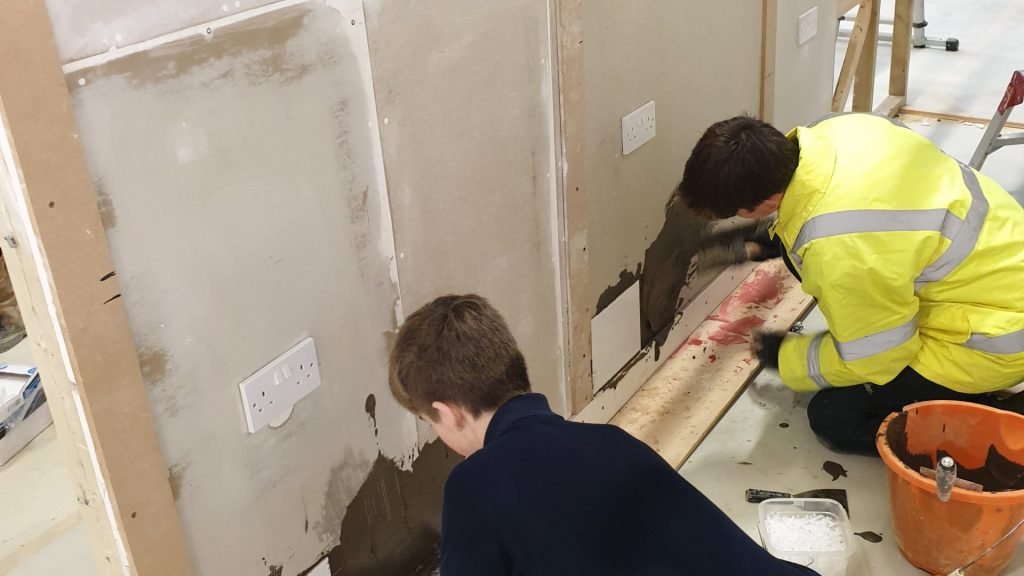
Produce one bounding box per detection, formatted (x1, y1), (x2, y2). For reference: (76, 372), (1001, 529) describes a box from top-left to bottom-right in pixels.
(970, 70), (1024, 170)
(838, 0), (960, 52)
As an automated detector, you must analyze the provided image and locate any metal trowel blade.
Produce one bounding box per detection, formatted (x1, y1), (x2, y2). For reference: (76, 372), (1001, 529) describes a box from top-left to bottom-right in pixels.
(792, 489), (850, 516)
(746, 488), (850, 517)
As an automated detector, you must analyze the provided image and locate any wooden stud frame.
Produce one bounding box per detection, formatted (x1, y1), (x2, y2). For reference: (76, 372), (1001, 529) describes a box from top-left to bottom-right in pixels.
(876, 0), (913, 117)
(852, 0), (881, 112)
(0, 3), (193, 576)
(833, 0), (913, 117)
(553, 0), (594, 416)
(833, 0), (878, 112)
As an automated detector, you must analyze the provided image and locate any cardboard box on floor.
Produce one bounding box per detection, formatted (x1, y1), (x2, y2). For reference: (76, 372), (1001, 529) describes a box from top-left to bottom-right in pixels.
(0, 363), (52, 465)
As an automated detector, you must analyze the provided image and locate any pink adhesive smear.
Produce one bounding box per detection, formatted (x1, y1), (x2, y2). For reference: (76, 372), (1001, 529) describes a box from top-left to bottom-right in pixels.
(707, 316), (765, 346)
(737, 268), (785, 307)
(712, 267), (786, 319)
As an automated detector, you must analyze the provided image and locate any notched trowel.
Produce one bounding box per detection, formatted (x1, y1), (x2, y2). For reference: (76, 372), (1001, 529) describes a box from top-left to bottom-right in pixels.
(745, 488), (851, 517)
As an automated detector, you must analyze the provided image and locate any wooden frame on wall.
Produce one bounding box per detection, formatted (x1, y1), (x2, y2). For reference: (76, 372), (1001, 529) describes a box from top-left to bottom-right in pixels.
(760, 0), (779, 122)
(0, 3), (192, 576)
(553, 0), (594, 416)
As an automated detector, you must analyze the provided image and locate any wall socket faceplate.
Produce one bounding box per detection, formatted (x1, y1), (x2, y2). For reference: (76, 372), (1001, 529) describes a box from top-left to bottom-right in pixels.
(621, 100), (656, 155)
(239, 337), (322, 433)
(798, 6), (819, 46)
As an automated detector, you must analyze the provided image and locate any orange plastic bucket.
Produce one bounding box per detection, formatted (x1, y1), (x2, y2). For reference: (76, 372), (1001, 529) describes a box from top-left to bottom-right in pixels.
(877, 401), (1024, 575)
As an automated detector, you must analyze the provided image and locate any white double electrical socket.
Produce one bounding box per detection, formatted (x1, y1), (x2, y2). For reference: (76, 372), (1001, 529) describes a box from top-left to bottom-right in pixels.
(239, 337), (322, 433)
(621, 100), (656, 155)
(798, 7), (819, 46)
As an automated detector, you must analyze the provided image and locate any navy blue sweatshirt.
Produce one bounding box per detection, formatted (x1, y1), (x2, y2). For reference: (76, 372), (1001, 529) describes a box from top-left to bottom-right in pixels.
(440, 394), (817, 575)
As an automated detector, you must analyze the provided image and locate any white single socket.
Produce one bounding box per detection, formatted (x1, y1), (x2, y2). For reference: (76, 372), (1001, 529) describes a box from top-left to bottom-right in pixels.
(239, 337), (322, 433)
(621, 100), (656, 155)
(798, 7), (819, 46)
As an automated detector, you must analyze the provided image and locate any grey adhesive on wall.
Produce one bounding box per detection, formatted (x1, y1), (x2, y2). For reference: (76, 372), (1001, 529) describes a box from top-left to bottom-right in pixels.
(582, 0), (763, 353)
(53, 0), (564, 573)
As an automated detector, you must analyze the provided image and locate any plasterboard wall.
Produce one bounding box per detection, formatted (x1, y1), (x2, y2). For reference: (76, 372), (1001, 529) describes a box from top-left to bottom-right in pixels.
(582, 1), (763, 389)
(772, 0), (839, 131)
(47, 0), (562, 574)
(364, 0), (565, 416)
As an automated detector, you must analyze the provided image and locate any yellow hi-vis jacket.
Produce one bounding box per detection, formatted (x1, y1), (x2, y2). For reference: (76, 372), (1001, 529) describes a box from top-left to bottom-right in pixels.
(775, 113), (1024, 394)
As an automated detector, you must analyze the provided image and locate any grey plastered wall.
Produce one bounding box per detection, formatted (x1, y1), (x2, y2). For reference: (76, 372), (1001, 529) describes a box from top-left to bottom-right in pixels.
(48, 0), (563, 574)
(364, 0), (565, 414)
(772, 0), (838, 131)
(582, 1), (763, 343)
(63, 4), (417, 574)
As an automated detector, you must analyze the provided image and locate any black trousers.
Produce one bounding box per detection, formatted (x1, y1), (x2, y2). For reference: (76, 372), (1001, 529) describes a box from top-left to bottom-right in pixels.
(806, 367), (995, 455)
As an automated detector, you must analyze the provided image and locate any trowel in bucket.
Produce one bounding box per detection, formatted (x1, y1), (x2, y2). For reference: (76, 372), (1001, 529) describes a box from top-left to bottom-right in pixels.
(745, 488), (850, 517)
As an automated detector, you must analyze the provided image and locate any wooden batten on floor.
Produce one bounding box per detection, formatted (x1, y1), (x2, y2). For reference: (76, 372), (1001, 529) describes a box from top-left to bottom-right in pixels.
(610, 260), (814, 469)
(875, 95), (908, 118)
(0, 3), (192, 576)
(900, 109), (1024, 131)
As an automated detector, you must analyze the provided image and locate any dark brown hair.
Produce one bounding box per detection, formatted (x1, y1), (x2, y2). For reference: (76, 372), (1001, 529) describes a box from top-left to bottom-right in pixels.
(389, 294), (530, 420)
(672, 115), (799, 219)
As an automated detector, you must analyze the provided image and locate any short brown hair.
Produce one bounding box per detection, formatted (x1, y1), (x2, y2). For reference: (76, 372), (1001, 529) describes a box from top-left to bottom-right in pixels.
(673, 115), (799, 219)
(389, 294), (530, 420)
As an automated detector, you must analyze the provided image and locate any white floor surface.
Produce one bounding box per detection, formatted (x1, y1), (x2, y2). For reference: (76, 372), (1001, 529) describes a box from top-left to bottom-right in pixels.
(681, 308), (1024, 575)
(0, 340), (97, 576)
(836, 0), (1024, 122)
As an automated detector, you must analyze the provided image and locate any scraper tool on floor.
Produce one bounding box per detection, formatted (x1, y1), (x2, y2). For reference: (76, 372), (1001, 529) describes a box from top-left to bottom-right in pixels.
(745, 488), (850, 517)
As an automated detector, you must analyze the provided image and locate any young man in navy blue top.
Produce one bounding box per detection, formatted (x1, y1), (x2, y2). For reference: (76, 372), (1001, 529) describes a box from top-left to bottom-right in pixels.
(389, 294), (817, 575)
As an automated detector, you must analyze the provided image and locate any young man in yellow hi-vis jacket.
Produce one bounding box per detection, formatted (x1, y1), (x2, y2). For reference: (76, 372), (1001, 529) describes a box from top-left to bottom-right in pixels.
(674, 113), (1024, 454)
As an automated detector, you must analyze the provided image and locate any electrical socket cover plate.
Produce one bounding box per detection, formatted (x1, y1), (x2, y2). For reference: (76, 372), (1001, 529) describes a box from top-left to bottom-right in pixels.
(621, 100), (656, 155)
(798, 7), (819, 46)
(239, 337), (322, 433)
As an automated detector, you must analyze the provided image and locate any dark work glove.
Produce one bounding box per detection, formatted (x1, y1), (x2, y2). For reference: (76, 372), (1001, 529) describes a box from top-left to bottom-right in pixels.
(751, 330), (787, 370)
(741, 217), (782, 261)
(745, 238), (782, 262)
(697, 218), (781, 267)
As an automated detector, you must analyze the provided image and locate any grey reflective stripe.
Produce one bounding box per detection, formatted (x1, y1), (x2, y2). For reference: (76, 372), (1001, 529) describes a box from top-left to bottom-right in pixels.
(834, 318), (918, 362)
(914, 163), (989, 290)
(791, 208), (962, 256)
(807, 333), (832, 390)
(806, 111), (908, 129)
(965, 329), (1024, 355)
(807, 112), (849, 127)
